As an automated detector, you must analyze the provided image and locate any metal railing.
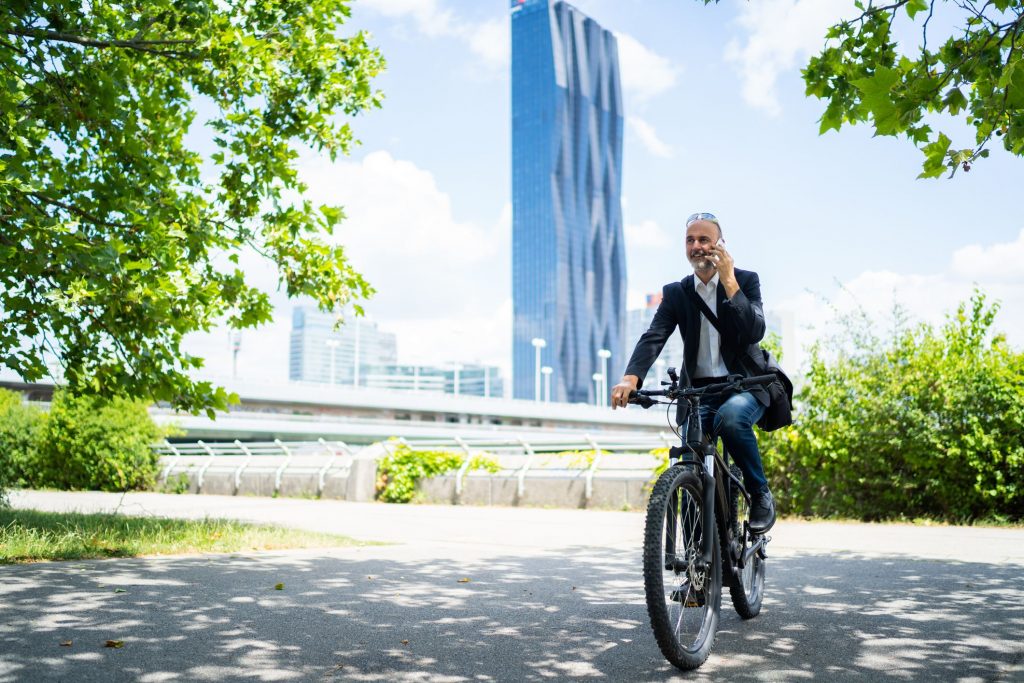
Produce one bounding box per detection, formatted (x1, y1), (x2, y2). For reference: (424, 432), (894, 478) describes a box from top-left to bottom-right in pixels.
(154, 432), (677, 500)
(156, 438), (356, 497)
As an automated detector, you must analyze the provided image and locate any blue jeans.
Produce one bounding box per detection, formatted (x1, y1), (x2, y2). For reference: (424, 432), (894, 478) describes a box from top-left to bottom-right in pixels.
(698, 390), (769, 494)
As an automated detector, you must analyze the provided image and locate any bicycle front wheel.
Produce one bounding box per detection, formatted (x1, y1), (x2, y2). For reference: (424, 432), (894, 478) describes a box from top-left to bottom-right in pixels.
(643, 465), (721, 670)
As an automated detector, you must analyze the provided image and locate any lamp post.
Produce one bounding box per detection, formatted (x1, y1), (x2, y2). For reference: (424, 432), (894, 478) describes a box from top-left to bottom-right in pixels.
(325, 339), (339, 386)
(452, 363), (461, 397)
(654, 358), (667, 384)
(352, 317), (361, 388)
(597, 348), (611, 408)
(531, 337), (547, 402)
(541, 366), (552, 403)
(230, 330), (242, 380)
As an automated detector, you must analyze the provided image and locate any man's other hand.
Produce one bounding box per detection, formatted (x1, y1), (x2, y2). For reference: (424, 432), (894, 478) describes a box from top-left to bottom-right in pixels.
(611, 376), (639, 409)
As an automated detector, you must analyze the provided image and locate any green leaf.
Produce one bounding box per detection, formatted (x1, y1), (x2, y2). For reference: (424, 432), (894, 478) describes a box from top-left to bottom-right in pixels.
(918, 132), (952, 178)
(852, 67), (903, 136)
(905, 0), (929, 19)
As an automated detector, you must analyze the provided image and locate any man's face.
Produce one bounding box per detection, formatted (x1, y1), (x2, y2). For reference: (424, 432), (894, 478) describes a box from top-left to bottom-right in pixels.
(686, 220), (720, 272)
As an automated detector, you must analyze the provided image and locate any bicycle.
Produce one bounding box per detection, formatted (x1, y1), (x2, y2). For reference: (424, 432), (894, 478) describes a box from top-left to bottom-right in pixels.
(629, 369), (778, 670)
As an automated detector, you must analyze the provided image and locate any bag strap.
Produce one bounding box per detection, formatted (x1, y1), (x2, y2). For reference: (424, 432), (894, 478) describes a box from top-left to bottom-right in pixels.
(686, 281), (723, 334)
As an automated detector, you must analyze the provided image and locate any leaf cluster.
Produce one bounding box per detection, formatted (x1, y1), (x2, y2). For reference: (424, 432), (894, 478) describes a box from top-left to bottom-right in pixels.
(375, 443), (501, 504)
(0, 0), (384, 414)
(802, 0), (1024, 177)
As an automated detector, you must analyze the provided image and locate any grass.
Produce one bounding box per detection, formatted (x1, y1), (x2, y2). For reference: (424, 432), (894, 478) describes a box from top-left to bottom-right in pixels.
(0, 508), (367, 564)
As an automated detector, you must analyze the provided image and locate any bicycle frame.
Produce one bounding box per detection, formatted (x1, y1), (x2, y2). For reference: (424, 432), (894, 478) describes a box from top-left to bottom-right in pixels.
(668, 394), (768, 589)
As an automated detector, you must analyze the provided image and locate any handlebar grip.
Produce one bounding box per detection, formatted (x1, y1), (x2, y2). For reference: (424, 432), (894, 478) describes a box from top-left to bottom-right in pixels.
(627, 390), (654, 409)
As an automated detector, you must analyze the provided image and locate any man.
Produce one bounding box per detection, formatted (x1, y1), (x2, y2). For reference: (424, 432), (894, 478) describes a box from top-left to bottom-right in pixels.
(610, 212), (776, 532)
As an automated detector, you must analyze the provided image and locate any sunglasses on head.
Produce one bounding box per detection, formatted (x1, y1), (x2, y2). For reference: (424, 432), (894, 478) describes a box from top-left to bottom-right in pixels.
(685, 212), (720, 228)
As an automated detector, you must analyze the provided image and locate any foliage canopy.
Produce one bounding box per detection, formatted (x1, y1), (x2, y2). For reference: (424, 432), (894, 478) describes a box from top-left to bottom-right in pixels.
(0, 1), (383, 414)
(703, 0), (1024, 177)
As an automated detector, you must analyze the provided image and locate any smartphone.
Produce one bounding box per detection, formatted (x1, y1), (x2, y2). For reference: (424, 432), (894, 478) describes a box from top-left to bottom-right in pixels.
(716, 238), (726, 248)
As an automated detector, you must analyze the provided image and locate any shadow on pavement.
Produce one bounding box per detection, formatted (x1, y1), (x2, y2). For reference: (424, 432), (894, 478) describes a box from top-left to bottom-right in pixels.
(0, 546), (1021, 682)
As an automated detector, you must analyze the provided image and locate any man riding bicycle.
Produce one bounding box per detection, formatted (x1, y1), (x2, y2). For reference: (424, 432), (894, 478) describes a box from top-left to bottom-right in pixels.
(610, 212), (776, 533)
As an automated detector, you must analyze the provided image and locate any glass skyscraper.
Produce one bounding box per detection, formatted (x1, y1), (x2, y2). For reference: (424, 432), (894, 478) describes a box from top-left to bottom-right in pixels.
(511, 0), (626, 404)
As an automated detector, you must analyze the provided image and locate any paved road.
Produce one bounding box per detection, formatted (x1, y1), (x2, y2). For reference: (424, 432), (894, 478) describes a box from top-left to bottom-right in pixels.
(2, 491), (1023, 682)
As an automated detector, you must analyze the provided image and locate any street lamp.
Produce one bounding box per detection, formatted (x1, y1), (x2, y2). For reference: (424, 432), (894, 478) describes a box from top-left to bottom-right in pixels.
(325, 339), (340, 386)
(541, 366), (553, 403)
(531, 337), (547, 402)
(597, 348), (612, 408)
(452, 363), (462, 397)
(352, 317), (361, 388)
(230, 330), (242, 380)
(592, 373), (604, 406)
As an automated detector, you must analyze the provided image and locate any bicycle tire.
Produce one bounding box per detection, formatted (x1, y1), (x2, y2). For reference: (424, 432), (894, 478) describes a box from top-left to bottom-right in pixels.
(643, 464), (721, 670)
(727, 464), (766, 619)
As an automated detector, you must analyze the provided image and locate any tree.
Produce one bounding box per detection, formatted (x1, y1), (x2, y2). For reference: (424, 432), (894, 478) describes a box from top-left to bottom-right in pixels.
(704, 0), (1024, 178)
(0, 1), (383, 416)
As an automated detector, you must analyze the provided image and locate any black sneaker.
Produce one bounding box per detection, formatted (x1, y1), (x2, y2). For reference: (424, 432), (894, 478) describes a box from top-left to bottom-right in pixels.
(749, 489), (776, 534)
(670, 582), (705, 607)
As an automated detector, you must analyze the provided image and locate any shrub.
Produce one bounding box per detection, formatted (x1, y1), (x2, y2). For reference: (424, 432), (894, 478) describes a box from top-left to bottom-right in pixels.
(762, 291), (1024, 522)
(0, 389), (48, 502)
(376, 443), (500, 503)
(34, 391), (164, 492)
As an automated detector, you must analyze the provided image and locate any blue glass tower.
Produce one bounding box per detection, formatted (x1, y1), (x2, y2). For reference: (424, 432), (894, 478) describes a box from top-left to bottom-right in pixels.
(511, 0), (626, 404)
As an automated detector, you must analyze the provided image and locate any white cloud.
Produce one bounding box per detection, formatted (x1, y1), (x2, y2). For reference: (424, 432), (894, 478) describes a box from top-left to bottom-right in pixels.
(624, 218), (672, 249)
(181, 151), (511, 382)
(299, 150), (510, 363)
(616, 32), (680, 103)
(627, 115), (674, 158)
(360, 0), (509, 70)
(777, 229), (1024, 373)
(725, 0), (849, 115)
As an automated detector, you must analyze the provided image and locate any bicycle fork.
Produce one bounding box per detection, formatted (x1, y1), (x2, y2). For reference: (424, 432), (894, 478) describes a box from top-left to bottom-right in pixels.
(699, 443), (716, 567)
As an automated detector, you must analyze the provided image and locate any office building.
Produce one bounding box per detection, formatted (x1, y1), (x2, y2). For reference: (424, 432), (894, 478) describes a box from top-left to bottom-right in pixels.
(361, 363), (504, 398)
(511, 0), (626, 403)
(289, 307), (397, 385)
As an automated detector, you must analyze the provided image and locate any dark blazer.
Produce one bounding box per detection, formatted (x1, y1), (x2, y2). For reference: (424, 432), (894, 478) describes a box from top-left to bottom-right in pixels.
(624, 268), (769, 405)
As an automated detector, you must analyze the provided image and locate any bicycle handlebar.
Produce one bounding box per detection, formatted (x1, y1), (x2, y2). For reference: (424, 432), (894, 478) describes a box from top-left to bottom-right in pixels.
(627, 373), (778, 409)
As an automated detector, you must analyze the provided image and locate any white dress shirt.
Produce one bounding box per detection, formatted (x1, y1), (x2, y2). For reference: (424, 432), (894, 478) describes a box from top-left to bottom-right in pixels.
(693, 273), (730, 378)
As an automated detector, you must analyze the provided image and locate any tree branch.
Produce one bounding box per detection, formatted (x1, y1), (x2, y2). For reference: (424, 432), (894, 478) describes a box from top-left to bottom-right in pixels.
(5, 27), (200, 58)
(27, 192), (137, 229)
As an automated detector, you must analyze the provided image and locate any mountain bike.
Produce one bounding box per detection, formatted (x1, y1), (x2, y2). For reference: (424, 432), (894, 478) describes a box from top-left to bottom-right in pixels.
(629, 369), (778, 670)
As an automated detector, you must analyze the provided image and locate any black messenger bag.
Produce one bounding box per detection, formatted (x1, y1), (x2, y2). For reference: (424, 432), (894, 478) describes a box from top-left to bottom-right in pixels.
(686, 287), (794, 432)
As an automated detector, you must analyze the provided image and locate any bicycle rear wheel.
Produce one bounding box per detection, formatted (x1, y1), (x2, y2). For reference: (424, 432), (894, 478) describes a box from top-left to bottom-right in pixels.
(728, 464), (766, 618)
(643, 464), (721, 670)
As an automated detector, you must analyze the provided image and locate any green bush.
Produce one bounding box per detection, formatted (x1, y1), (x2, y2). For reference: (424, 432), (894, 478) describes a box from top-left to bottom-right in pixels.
(34, 391), (164, 492)
(376, 443), (500, 503)
(762, 291), (1024, 522)
(0, 389), (48, 502)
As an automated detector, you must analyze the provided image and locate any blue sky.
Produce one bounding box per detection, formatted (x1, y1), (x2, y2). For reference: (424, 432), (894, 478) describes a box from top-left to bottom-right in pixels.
(184, 0), (1024, 387)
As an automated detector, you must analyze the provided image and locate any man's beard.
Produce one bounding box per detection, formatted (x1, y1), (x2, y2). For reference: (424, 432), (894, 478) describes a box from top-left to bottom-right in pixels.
(689, 253), (714, 272)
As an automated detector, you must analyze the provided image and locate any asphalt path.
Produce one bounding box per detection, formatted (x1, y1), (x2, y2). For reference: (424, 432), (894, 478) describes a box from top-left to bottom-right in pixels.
(2, 491), (1023, 682)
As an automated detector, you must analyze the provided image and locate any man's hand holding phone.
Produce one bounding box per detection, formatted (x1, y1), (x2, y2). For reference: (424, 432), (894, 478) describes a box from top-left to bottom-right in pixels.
(708, 237), (739, 297)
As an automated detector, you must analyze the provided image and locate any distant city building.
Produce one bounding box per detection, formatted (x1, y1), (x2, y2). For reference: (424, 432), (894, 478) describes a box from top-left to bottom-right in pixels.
(362, 363), (504, 398)
(625, 292), (685, 388)
(511, 0), (626, 403)
(289, 307), (503, 397)
(289, 307), (397, 385)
